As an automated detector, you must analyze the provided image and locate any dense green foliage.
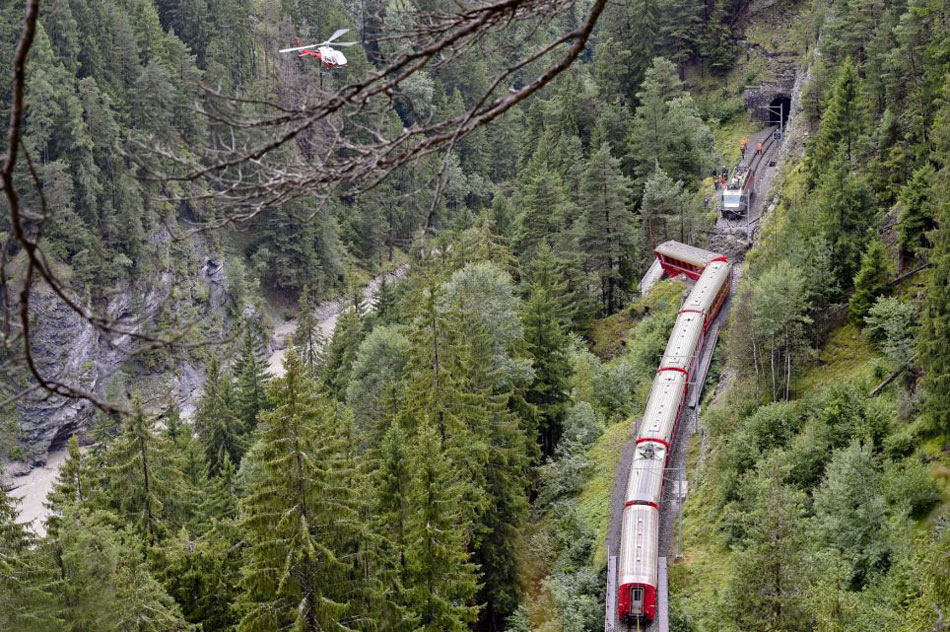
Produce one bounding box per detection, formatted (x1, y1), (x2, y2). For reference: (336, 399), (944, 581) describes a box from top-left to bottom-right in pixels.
(673, 1), (950, 631)
(3, 0), (950, 630)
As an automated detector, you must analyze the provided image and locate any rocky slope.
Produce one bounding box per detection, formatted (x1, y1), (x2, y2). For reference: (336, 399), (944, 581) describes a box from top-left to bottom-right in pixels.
(5, 263), (406, 534)
(6, 223), (234, 474)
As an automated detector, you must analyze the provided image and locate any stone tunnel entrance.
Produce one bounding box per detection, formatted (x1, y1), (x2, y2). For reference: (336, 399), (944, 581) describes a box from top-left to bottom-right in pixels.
(769, 95), (791, 128)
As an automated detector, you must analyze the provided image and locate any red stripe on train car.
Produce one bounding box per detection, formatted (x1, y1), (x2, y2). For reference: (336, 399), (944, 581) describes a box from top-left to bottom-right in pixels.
(624, 500), (660, 509)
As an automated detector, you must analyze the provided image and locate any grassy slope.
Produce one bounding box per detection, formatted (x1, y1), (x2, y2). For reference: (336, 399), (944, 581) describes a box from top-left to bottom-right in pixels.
(671, 320), (883, 626)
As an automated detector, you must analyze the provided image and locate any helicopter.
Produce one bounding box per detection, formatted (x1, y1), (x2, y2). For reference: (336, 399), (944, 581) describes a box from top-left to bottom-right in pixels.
(279, 28), (358, 68)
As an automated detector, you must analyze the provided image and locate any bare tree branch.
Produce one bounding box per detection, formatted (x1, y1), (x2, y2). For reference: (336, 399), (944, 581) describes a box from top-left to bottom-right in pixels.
(1, 0), (606, 420)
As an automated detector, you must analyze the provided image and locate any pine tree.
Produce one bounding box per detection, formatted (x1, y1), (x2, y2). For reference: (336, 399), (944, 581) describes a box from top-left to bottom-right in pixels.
(294, 286), (326, 375)
(849, 239), (890, 322)
(374, 277), (397, 324)
(369, 423), (421, 632)
(105, 400), (185, 547)
(437, 265), (532, 627)
(658, 0), (701, 69)
(44, 507), (192, 631)
(489, 189), (516, 239)
(724, 465), (809, 632)
(702, 0), (735, 75)
(178, 431), (209, 527)
(237, 351), (368, 632)
(202, 454), (239, 522)
(814, 440), (890, 588)
(163, 404), (184, 445)
(195, 365), (245, 476)
(375, 423), (414, 581)
(0, 483), (52, 631)
(320, 306), (363, 400)
(808, 59), (863, 180)
(627, 0), (661, 84)
(234, 326), (270, 434)
(640, 164), (691, 249)
(406, 423), (480, 631)
(627, 56), (683, 178)
(521, 243), (573, 458)
(580, 143), (636, 314)
(897, 164), (937, 258)
(152, 520), (243, 630)
(814, 156), (875, 289)
(513, 163), (575, 262)
(919, 95), (950, 437)
(450, 213), (520, 277)
(43, 435), (89, 536)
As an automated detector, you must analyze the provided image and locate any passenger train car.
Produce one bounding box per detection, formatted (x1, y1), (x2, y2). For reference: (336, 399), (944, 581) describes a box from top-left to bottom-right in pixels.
(654, 241), (729, 281)
(617, 244), (731, 624)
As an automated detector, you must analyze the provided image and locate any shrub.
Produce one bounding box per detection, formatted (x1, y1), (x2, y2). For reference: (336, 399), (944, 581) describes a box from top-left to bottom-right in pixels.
(864, 297), (917, 365)
(882, 458), (941, 518)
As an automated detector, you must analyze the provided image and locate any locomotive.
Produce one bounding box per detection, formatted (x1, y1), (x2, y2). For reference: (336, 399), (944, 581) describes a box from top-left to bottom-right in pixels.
(617, 242), (731, 624)
(720, 133), (775, 220)
(721, 167), (754, 220)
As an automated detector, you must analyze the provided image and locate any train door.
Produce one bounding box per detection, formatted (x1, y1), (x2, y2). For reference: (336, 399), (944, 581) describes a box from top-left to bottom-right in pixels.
(629, 586), (645, 617)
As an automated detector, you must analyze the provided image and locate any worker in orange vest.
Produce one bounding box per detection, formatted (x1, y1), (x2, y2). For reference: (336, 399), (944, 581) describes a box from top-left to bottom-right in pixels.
(740, 137), (749, 157)
(756, 141), (764, 154)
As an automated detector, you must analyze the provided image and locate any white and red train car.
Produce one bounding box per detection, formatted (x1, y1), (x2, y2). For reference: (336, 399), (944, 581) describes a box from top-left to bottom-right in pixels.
(617, 243), (731, 624)
(654, 241), (729, 282)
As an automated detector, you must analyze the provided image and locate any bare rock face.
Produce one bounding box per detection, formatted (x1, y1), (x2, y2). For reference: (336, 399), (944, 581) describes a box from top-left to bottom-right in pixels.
(7, 227), (234, 470)
(16, 289), (100, 465)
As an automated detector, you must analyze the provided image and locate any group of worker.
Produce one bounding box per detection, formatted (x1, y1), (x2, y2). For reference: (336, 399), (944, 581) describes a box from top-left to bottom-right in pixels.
(711, 136), (763, 189)
(712, 166), (728, 190)
(740, 136), (764, 158)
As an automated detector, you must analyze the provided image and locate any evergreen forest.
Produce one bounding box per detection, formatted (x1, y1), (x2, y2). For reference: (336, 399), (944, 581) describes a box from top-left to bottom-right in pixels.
(1, 0), (949, 631)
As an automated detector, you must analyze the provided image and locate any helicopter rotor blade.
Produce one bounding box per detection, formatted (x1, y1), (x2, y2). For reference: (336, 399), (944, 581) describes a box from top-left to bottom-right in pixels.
(279, 43), (319, 52)
(326, 41), (358, 47)
(325, 28), (350, 42)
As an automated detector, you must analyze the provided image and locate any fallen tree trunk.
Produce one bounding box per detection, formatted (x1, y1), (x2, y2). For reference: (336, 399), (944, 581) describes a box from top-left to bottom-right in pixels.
(870, 356), (915, 397)
(888, 262), (931, 287)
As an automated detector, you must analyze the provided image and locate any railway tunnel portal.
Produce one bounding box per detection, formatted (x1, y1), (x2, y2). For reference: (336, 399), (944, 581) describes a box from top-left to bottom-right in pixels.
(743, 75), (795, 126)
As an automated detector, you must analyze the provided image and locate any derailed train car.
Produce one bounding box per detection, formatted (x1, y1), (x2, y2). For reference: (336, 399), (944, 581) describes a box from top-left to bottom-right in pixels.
(617, 246), (731, 624)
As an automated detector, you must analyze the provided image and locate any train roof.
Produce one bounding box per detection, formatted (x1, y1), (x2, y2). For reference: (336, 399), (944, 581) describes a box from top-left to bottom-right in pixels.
(654, 241), (726, 268)
(660, 312), (704, 372)
(618, 504), (659, 588)
(639, 371), (686, 442)
(681, 260), (731, 314)
(625, 442), (667, 506)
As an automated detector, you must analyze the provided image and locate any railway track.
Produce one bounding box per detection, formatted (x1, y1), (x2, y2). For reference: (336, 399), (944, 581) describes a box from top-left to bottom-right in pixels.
(611, 126), (782, 632)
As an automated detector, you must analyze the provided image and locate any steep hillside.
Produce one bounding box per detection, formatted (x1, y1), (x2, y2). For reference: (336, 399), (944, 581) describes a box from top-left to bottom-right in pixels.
(666, 1), (950, 630)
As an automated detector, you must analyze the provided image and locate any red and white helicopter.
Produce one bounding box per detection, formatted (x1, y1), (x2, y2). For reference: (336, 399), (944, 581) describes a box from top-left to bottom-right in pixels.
(279, 28), (358, 68)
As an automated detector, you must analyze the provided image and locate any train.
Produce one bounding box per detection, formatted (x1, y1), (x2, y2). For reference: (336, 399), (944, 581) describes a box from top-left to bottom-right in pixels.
(721, 167), (754, 220)
(720, 133), (775, 220)
(617, 241), (731, 625)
